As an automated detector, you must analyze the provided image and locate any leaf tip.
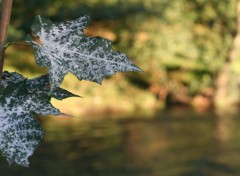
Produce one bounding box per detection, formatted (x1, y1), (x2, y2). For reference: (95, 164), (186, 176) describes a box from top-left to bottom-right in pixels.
(134, 66), (143, 72)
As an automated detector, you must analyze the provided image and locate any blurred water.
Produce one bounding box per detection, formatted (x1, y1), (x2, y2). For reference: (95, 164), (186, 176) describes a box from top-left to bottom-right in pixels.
(1, 108), (240, 176)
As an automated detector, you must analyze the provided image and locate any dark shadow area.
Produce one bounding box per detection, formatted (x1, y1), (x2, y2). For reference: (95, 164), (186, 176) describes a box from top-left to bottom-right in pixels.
(10, 0), (170, 38)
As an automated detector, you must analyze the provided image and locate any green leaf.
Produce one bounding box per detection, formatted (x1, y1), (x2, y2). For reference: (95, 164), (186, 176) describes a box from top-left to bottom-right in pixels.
(26, 15), (141, 90)
(0, 72), (78, 166)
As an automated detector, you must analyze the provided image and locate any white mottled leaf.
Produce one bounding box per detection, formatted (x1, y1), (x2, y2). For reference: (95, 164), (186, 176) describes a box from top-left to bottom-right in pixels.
(2, 71), (79, 100)
(26, 15), (141, 90)
(0, 113), (43, 167)
(0, 72), (79, 167)
(0, 81), (45, 167)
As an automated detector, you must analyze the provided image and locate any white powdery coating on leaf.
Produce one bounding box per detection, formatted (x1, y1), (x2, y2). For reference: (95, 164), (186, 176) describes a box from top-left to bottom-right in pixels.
(0, 80), (61, 166)
(0, 109), (43, 167)
(26, 15), (141, 90)
(0, 72), (78, 167)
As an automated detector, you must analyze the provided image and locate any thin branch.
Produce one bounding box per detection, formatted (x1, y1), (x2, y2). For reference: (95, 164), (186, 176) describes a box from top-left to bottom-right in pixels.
(0, 0), (13, 85)
(5, 42), (31, 48)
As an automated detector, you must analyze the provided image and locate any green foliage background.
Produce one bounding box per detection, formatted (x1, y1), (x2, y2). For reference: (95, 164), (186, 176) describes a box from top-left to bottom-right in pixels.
(3, 0), (239, 115)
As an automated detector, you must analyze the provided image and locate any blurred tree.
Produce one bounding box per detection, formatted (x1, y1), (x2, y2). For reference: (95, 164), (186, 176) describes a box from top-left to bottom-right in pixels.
(4, 0), (240, 110)
(215, 0), (240, 109)
(121, 0), (236, 106)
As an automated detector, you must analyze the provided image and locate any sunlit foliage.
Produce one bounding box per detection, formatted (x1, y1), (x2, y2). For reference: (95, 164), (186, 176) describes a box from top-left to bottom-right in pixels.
(7, 0), (239, 109)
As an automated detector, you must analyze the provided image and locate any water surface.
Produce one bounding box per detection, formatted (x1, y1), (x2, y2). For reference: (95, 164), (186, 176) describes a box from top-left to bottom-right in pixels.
(1, 108), (240, 176)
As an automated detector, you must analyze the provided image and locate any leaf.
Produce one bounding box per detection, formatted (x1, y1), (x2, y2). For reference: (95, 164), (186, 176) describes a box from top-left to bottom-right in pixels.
(0, 112), (43, 167)
(27, 74), (80, 100)
(26, 15), (142, 90)
(1, 71), (25, 87)
(2, 71), (80, 100)
(0, 72), (78, 166)
(0, 81), (46, 167)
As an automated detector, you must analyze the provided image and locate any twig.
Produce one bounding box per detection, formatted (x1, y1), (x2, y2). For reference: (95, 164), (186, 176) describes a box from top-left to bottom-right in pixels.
(5, 41), (31, 48)
(0, 0), (13, 85)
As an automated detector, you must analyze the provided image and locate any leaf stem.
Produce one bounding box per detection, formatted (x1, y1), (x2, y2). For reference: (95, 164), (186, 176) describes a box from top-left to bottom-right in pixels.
(0, 0), (13, 86)
(5, 41), (31, 48)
